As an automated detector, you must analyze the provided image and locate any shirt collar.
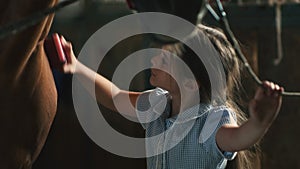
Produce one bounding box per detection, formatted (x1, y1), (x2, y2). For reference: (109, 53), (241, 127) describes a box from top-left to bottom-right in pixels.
(167, 103), (212, 124)
(151, 88), (212, 123)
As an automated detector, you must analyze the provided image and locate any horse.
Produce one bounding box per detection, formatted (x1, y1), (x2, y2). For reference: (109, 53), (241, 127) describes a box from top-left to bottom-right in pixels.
(0, 0), (58, 168)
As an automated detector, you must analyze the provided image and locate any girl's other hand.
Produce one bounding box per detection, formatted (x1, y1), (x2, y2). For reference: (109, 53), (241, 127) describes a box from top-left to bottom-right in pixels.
(249, 81), (283, 128)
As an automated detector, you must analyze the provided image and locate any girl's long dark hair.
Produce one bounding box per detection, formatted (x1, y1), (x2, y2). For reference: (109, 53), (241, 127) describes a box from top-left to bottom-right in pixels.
(162, 24), (261, 169)
(198, 24), (261, 169)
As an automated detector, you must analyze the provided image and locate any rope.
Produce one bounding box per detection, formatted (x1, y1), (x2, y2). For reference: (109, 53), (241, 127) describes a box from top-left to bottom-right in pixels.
(0, 0), (79, 39)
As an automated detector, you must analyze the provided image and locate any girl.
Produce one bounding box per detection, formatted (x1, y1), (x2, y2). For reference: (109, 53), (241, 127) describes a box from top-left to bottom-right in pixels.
(58, 24), (283, 169)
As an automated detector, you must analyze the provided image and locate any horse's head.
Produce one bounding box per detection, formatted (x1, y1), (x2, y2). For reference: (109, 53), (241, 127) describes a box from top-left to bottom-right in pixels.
(126, 0), (204, 25)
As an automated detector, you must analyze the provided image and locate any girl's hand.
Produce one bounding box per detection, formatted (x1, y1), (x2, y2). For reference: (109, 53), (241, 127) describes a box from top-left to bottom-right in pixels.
(60, 35), (77, 74)
(249, 81), (284, 128)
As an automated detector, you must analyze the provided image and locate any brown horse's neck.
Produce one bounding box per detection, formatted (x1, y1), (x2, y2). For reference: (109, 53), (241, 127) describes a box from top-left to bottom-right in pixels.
(0, 0), (58, 168)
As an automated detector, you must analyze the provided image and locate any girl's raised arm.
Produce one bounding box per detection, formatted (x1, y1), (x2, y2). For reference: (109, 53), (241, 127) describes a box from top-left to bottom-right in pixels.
(216, 81), (283, 152)
(60, 35), (141, 118)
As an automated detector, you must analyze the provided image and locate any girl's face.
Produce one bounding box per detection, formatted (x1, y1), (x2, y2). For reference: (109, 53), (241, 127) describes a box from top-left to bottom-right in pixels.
(150, 51), (178, 92)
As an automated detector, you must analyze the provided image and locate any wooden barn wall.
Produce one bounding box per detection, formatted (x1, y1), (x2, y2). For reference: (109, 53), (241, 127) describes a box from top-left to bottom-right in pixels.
(33, 2), (300, 169)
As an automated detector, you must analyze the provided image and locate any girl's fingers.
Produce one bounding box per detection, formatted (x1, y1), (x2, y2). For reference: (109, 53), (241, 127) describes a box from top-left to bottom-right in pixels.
(270, 82), (276, 96)
(273, 84), (281, 97)
(266, 81), (273, 96)
(60, 35), (72, 63)
(257, 81), (283, 99)
(262, 81), (269, 95)
(275, 84), (280, 90)
(280, 87), (284, 93)
(262, 81), (284, 98)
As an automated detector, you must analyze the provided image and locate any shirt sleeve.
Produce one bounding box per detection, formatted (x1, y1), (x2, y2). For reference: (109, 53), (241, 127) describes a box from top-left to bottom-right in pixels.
(135, 88), (169, 129)
(200, 107), (237, 160)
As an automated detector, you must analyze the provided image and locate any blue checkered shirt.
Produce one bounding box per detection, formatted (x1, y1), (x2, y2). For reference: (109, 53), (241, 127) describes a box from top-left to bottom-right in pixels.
(136, 88), (237, 169)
